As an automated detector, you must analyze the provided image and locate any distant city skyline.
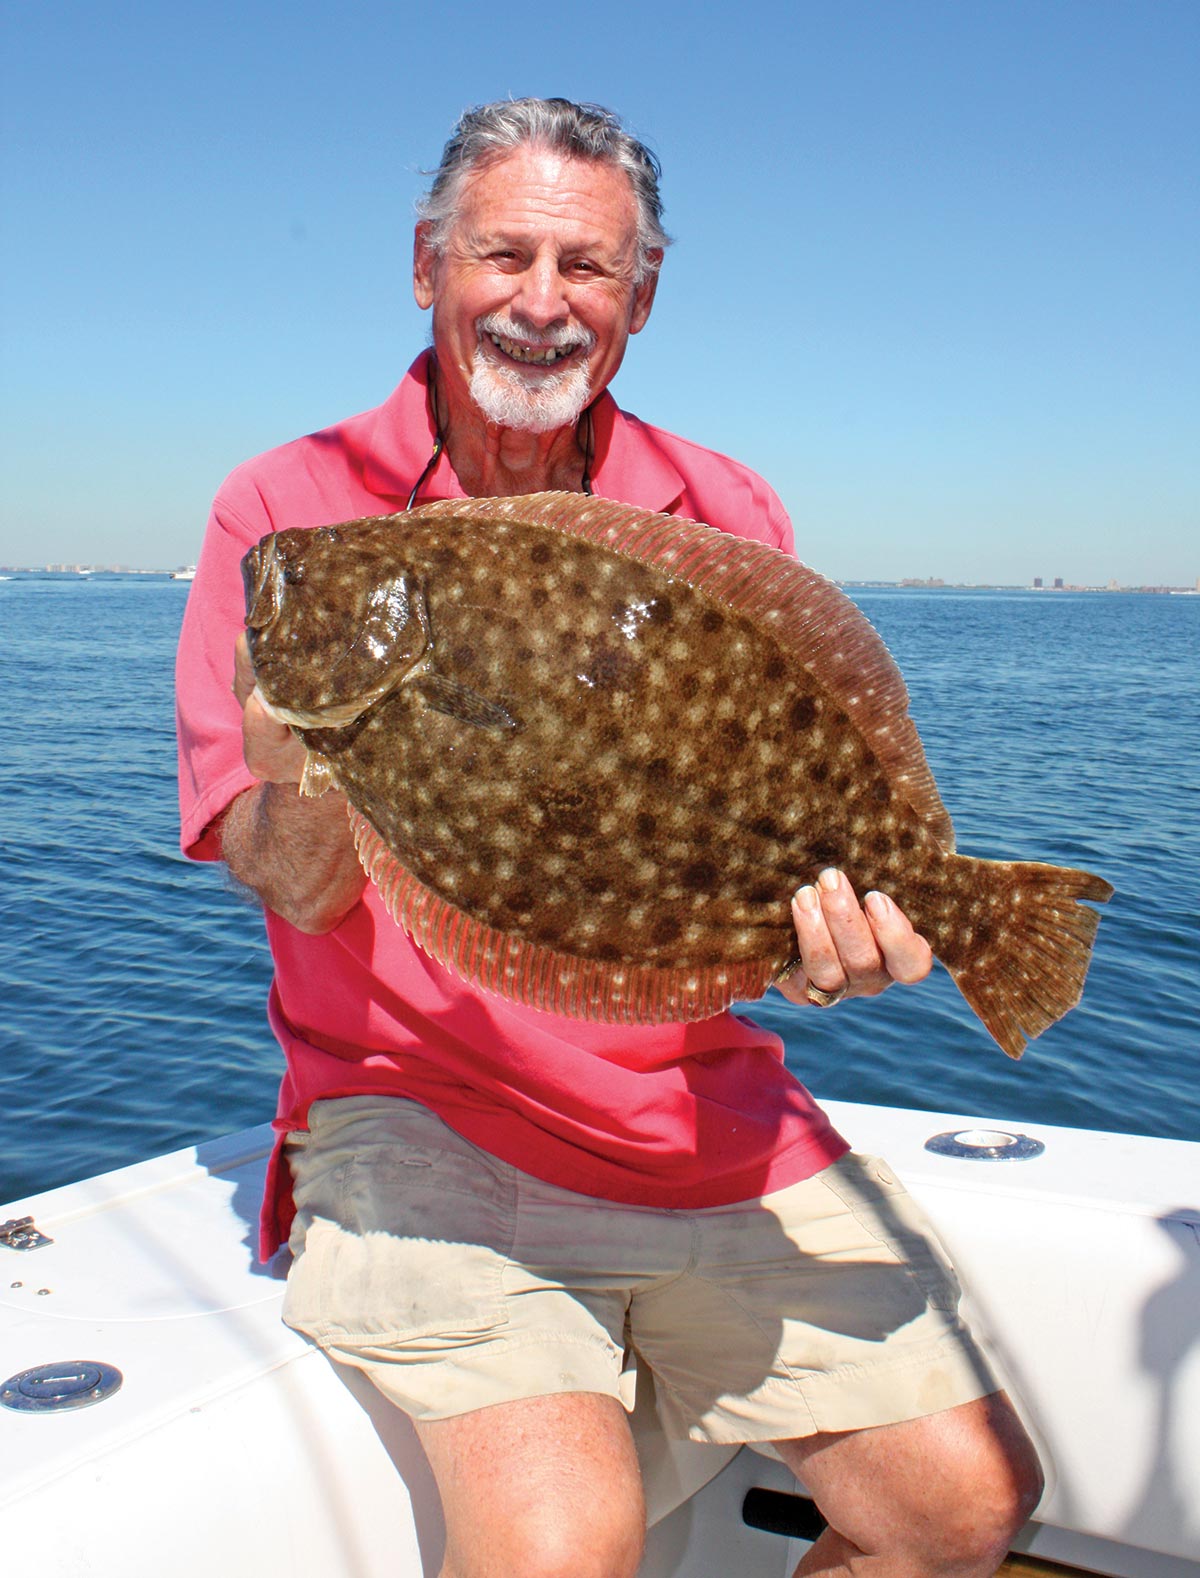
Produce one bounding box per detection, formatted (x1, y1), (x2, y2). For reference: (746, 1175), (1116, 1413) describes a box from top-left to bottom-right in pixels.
(2, 2), (1196, 586)
(7, 560), (1196, 599)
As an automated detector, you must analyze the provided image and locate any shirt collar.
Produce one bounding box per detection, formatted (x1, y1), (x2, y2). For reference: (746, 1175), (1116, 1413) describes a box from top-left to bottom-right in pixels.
(361, 350), (686, 514)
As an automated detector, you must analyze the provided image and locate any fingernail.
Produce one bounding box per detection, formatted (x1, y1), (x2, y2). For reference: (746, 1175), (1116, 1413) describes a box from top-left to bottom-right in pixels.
(865, 890), (892, 920)
(818, 868), (841, 893)
(793, 884), (819, 913)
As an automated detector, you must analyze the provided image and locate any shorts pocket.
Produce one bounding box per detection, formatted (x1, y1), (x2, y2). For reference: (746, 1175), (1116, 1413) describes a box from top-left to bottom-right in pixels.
(818, 1153), (964, 1316)
(284, 1113), (517, 1346)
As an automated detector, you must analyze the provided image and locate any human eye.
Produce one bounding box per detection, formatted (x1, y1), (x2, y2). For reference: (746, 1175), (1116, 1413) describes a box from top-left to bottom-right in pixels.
(478, 242), (524, 270)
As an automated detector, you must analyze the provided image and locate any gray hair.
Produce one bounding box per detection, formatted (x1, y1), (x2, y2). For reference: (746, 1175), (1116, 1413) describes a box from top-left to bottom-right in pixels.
(417, 98), (671, 284)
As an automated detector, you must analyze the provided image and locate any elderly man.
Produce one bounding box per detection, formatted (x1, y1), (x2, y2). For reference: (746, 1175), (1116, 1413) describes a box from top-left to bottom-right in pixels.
(177, 98), (1041, 1578)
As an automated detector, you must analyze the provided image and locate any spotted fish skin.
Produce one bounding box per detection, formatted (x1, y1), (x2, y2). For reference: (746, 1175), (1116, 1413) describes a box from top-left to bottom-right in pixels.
(242, 492), (1113, 1055)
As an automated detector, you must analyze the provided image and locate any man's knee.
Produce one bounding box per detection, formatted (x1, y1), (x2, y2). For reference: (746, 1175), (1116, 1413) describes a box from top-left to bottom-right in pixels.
(446, 1496), (645, 1578)
(779, 1392), (1044, 1574)
(958, 1410), (1044, 1559)
(507, 1506), (644, 1578)
(421, 1393), (646, 1578)
(890, 1396), (1045, 1571)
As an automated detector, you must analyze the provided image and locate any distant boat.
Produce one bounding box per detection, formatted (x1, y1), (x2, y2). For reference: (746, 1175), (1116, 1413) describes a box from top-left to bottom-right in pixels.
(171, 565), (197, 581)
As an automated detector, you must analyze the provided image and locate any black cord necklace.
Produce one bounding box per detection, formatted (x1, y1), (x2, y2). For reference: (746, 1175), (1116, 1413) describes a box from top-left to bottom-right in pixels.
(405, 360), (595, 510)
(405, 361), (448, 511)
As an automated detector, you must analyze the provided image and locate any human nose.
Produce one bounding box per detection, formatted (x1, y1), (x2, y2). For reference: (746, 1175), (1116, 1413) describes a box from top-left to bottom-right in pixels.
(511, 255), (570, 328)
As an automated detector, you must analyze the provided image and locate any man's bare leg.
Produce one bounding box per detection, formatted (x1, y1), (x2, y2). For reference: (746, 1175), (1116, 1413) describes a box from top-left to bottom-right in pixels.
(416, 1391), (645, 1578)
(776, 1392), (1043, 1577)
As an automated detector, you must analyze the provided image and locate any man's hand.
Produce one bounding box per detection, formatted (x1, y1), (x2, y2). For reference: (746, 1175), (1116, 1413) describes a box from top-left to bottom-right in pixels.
(221, 633), (367, 933)
(776, 868), (933, 1008)
(233, 632), (308, 784)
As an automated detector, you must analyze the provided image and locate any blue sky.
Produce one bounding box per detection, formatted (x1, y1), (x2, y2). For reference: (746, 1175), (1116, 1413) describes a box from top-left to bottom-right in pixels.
(2, 0), (1196, 583)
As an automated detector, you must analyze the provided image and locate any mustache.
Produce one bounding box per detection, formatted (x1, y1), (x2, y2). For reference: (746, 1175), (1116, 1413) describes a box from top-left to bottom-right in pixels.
(475, 313), (597, 354)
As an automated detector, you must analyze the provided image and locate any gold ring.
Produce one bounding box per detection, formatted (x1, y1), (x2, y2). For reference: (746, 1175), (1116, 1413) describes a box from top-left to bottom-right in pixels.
(804, 982), (848, 1008)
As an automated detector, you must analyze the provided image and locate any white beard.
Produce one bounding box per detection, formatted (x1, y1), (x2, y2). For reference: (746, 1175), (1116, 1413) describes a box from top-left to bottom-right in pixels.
(469, 317), (595, 434)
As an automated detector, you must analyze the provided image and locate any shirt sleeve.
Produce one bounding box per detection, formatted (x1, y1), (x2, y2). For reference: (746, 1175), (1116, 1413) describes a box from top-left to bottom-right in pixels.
(175, 481), (272, 861)
(761, 481), (796, 558)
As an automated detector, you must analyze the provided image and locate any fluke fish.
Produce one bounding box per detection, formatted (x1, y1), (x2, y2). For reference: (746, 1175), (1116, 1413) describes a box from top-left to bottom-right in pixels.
(241, 492), (1113, 1054)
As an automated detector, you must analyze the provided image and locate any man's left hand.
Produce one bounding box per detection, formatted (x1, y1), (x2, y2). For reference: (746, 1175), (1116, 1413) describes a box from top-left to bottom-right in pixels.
(777, 868), (933, 1007)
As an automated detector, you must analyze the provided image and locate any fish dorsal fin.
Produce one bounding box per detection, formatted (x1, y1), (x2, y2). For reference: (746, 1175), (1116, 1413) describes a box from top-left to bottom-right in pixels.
(411, 492), (955, 851)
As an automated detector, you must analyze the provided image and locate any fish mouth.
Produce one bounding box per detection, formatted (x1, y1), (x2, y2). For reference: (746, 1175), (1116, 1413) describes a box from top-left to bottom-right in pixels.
(242, 538), (281, 631)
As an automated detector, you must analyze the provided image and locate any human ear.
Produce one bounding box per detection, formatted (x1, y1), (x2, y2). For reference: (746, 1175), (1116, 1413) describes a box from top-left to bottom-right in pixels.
(629, 251), (662, 335)
(413, 223), (438, 310)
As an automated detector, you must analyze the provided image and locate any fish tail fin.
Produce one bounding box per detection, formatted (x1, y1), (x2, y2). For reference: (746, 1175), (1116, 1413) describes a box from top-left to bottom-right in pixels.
(945, 859), (1114, 1059)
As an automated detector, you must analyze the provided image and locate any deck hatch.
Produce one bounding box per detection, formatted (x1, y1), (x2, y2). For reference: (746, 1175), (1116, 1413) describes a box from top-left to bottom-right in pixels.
(1, 1361), (123, 1413)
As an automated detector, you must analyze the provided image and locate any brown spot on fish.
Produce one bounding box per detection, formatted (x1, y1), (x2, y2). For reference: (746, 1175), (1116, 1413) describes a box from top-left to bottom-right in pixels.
(243, 491), (1112, 1053)
(681, 860), (718, 893)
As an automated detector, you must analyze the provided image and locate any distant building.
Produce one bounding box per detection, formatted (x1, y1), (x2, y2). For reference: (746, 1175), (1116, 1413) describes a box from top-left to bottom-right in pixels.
(1053, 577), (1064, 589)
(1033, 577), (1043, 588)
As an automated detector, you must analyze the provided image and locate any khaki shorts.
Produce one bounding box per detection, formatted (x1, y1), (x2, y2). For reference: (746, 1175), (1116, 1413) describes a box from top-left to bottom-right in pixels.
(283, 1095), (996, 1443)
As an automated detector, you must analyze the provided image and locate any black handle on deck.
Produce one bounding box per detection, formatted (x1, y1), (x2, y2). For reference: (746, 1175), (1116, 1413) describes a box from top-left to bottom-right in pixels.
(741, 1488), (828, 1541)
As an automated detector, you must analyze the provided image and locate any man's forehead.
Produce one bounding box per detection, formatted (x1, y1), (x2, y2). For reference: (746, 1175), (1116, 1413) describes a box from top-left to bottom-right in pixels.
(452, 149), (639, 248)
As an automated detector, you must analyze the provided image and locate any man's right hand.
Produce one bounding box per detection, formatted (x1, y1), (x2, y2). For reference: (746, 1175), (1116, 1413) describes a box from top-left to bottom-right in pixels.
(220, 634), (368, 933)
(233, 632), (309, 785)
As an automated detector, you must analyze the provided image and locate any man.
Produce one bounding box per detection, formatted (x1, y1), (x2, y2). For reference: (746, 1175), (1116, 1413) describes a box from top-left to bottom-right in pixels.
(177, 98), (1042, 1577)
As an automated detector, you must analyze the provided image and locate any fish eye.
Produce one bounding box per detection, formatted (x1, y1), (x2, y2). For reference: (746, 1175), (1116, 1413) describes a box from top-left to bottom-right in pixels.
(282, 562), (306, 586)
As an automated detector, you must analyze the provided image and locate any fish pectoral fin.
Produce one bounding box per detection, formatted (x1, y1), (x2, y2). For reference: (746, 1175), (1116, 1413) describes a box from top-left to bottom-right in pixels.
(409, 674), (519, 733)
(299, 750), (337, 797)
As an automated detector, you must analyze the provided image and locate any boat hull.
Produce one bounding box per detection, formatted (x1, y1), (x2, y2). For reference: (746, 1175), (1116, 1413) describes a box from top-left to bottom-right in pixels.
(2, 1104), (1197, 1576)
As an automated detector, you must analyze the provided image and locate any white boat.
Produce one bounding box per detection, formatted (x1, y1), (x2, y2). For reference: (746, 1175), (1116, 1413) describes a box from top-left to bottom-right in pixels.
(171, 565), (197, 581)
(2, 1098), (1197, 1577)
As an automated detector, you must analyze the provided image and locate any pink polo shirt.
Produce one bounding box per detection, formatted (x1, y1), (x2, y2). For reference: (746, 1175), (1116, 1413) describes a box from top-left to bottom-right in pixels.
(176, 353), (848, 1257)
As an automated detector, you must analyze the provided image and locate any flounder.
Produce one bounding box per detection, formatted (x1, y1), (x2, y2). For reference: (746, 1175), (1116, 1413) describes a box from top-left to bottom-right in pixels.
(242, 491), (1113, 1055)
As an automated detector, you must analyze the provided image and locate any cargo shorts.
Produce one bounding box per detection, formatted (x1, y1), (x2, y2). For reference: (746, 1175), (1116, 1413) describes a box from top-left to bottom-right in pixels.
(282, 1095), (997, 1443)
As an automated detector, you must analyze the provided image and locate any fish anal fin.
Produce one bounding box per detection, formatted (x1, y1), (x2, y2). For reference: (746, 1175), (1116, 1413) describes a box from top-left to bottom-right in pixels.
(349, 808), (780, 1022)
(942, 856), (1114, 1057)
(408, 673), (520, 733)
(411, 492), (955, 848)
(299, 750), (337, 797)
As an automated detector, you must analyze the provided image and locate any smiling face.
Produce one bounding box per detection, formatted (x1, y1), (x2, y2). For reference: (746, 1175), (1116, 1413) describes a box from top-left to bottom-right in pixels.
(414, 146), (659, 439)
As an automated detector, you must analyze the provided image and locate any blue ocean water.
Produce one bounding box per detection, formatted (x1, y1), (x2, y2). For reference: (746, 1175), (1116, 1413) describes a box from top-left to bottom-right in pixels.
(1, 575), (1197, 1204)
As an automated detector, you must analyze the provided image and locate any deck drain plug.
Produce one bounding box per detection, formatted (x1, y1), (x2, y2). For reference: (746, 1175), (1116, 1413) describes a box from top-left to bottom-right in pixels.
(1, 1361), (123, 1413)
